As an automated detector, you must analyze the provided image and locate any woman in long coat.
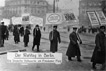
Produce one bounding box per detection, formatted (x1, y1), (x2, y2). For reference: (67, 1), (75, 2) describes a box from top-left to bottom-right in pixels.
(32, 25), (41, 52)
(23, 26), (30, 47)
(91, 26), (105, 70)
(49, 25), (61, 53)
(66, 27), (82, 62)
(13, 25), (20, 44)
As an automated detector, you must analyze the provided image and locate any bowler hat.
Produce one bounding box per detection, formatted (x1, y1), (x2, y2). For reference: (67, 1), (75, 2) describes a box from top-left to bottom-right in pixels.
(53, 25), (57, 28)
(73, 27), (77, 30)
(100, 26), (105, 29)
(36, 25), (39, 27)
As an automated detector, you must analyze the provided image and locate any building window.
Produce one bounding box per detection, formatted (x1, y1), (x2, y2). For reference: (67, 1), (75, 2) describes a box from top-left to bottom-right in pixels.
(43, 2), (47, 5)
(89, 3), (92, 6)
(34, 1), (37, 5)
(93, 3), (96, 6)
(25, 0), (27, 3)
(37, 2), (39, 4)
(98, 3), (101, 6)
(38, 10), (40, 13)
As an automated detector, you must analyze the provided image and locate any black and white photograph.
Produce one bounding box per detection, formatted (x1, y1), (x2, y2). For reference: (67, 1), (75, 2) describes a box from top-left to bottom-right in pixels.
(0, 0), (106, 71)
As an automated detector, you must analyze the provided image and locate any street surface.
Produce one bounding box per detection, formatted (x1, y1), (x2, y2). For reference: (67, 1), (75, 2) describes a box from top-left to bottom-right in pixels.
(0, 31), (105, 71)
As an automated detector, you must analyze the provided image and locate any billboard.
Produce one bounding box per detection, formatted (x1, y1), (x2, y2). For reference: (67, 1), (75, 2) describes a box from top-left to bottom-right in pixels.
(12, 17), (22, 25)
(30, 16), (43, 26)
(1, 19), (10, 26)
(87, 11), (99, 26)
(95, 11), (106, 25)
(63, 13), (76, 21)
(46, 13), (63, 25)
(22, 16), (29, 21)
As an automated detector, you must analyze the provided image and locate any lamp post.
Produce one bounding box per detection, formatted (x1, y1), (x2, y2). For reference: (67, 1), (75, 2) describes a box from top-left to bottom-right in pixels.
(53, 0), (55, 13)
(0, 23), (1, 47)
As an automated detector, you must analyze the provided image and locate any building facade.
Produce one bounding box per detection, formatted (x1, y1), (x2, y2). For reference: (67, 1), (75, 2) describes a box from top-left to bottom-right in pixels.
(79, 0), (105, 27)
(0, 7), (3, 20)
(3, 0), (49, 19)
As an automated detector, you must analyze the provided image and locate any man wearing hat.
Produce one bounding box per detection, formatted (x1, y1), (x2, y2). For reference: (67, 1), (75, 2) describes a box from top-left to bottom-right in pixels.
(91, 26), (106, 70)
(0, 22), (7, 47)
(66, 26), (82, 62)
(32, 25), (41, 52)
(23, 26), (30, 47)
(49, 25), (61, 53)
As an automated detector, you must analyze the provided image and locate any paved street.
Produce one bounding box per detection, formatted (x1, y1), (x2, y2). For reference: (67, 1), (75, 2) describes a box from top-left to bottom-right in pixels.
(0, 31), (104, 71)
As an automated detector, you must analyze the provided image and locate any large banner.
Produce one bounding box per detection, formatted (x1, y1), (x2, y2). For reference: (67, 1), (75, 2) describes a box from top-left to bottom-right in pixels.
(1, 19), (10, 26)
(30, 16), (43, 26)
(87, 11), (99, 26)
(95, 11), (106, 25)
(12, 17), (22, 25)
(46, 13), (63, 25)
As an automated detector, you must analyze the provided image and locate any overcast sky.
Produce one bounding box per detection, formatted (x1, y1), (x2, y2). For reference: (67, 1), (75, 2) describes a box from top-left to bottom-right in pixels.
(0, 0), (5, 6)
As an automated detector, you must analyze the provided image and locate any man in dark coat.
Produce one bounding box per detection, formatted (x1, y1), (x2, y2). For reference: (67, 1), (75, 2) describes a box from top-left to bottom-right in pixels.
(19, 26), (24, 36)
(66, 27), (82, 62)
(91, 26), (106, 70)
(49, 25), (61, 53)
(13, 25), (20, 44)
(101, 33), (106, 70)
(0, 22), (7, 47)
(32, 25), (41, 52)
(23, 26), (30, 47)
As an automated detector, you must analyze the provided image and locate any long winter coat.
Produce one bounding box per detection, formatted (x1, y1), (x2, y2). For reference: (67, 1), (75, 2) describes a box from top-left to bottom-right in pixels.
(49, 30), (61, 53)
(66, 32), (81, 57)
(13, 28), (20, 42)
(1, 25), (7, 39)
(91, 32), (105, 64)
(33, 28), (41, 45)
(105, 34), (106, 64)
(23, 29), (30, 43)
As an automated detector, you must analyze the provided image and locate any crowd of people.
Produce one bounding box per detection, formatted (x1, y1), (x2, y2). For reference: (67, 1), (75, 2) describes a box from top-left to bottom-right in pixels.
(0, 21), (106, 70)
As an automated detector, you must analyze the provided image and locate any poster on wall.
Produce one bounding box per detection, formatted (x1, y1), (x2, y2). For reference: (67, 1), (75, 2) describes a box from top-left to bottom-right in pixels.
(95, 11), (106, 25)
(87, 11), (99, 26)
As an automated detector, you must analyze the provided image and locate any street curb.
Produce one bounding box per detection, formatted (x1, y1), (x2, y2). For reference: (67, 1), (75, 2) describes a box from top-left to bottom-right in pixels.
(0, 49), (26, 55)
